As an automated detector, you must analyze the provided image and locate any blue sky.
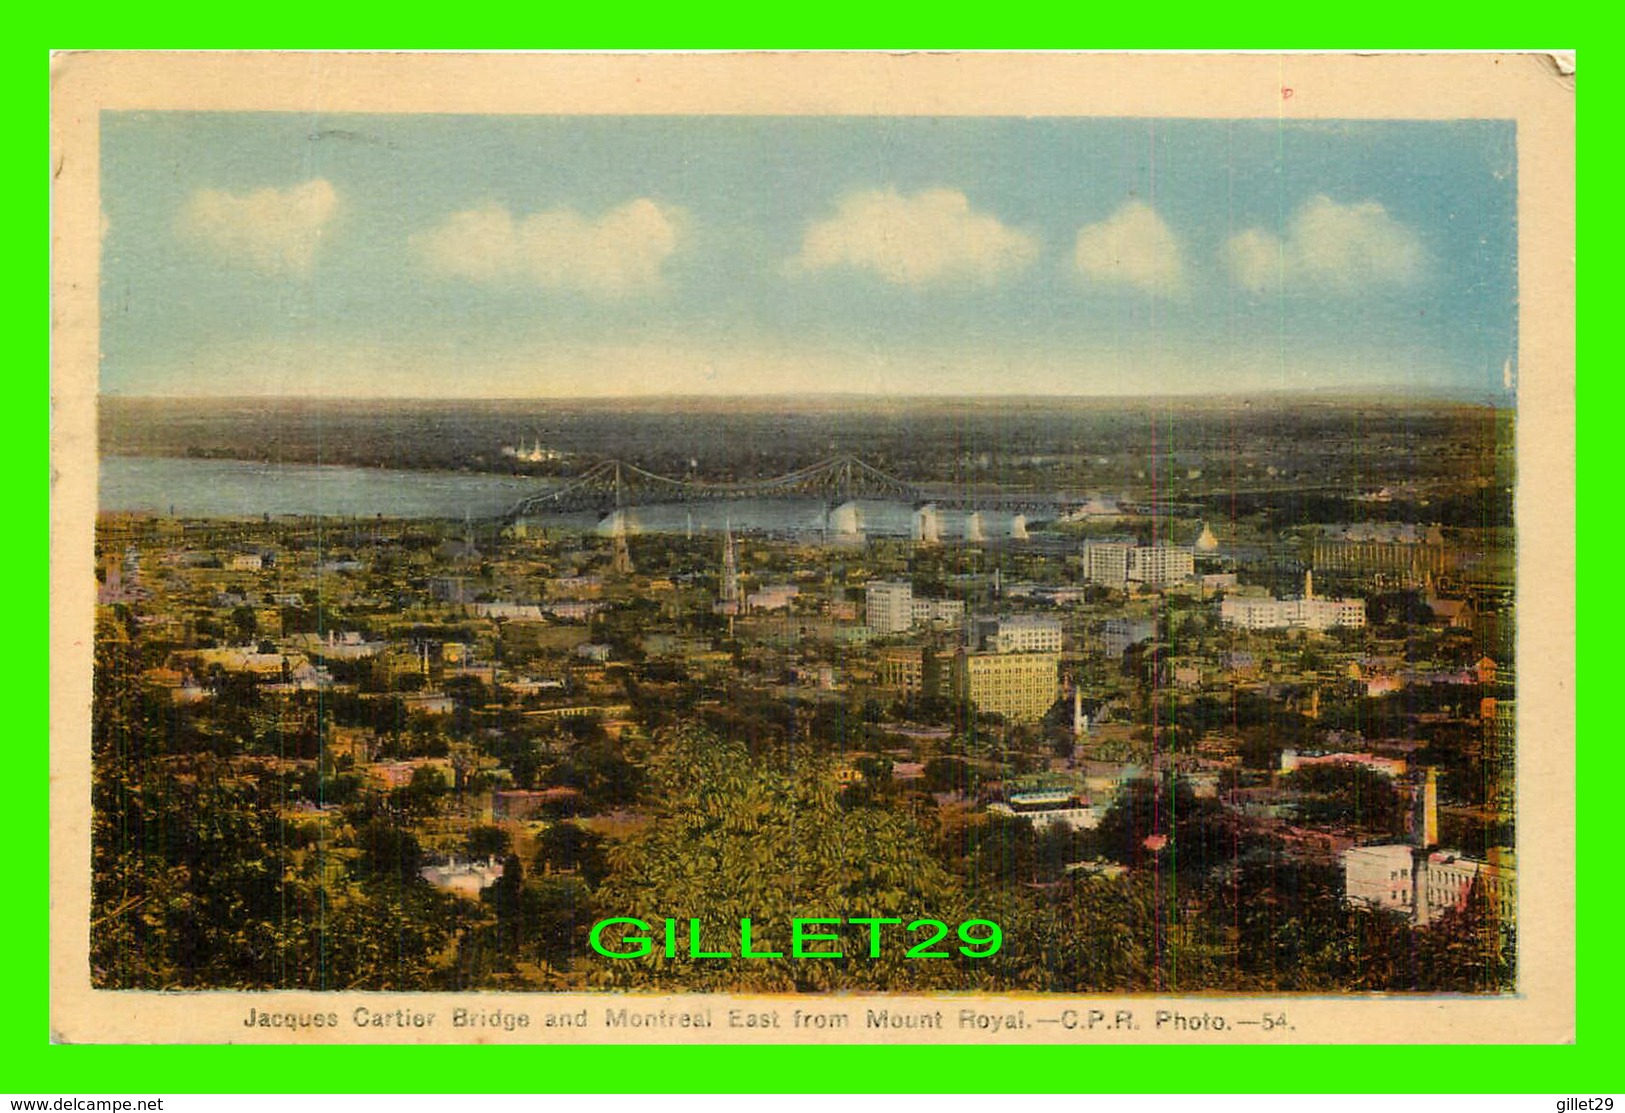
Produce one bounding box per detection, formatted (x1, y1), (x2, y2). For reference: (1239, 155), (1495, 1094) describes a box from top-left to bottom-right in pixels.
(99, 113), (1517, 399)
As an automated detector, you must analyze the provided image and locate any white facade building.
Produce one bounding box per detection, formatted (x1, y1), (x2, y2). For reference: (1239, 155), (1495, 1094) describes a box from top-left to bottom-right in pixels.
(911, 597), (966, 626)
(1101, 616), (1158, 658)
(1220, 573), (1365, 631)
(474, 602), (547, 621)
(1082, 542), (1133, 586)
(912, 504), (941, 544)
(975, 615), (1064, 654)
(1343, 844), (1516, 926)
(866, 580), (915, 634)
(1342, 843), (1418, 916)
(987, 801), (1106, 832)
(1127, 545), (1195, 585)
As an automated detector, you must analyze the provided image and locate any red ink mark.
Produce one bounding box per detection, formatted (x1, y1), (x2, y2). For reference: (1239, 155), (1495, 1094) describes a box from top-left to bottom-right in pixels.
(1281, 87), (1294, 99)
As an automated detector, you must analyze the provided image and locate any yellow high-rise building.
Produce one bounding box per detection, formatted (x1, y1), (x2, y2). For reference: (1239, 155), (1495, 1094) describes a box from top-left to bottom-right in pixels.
(950, 650), (1060, 723)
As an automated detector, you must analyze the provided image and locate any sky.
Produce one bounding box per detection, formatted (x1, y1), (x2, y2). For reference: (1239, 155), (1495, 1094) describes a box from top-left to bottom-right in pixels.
(98, 113), (1518, 400)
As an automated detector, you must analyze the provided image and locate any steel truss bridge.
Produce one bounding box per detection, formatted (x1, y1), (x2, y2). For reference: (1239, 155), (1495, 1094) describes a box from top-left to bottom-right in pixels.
(503, 454), (1066, 521)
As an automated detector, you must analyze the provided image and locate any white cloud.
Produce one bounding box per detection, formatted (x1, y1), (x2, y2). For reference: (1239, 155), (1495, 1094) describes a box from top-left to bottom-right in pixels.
(1227, 195), (1425, 294)
(412, 199), (683, 294)
(178, 179), (338, 274)
(790, 188), (1038, 286)
(1073, 201), (1185, 293)
(1223, 227), (1284, 295)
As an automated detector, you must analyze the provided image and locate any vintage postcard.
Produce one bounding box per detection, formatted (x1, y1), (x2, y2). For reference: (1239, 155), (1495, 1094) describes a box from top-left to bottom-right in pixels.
(49, 51), (1575, 1044)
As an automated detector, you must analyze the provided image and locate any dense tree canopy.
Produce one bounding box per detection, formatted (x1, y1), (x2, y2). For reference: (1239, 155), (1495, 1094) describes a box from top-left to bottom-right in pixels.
(590, 725), (987, 991)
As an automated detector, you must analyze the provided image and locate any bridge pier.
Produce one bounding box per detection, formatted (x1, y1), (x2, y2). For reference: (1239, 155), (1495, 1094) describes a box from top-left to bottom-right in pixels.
(912, 503), (941, 544)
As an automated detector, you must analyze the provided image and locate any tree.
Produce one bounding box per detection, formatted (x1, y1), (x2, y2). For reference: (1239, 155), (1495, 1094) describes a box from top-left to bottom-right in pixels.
(466, 824), (512, 860)
(1287, 762), (1406, 836)
(534, 822), (609, 886)
(1092, 775), (1242, 877)
(924, 756), (977, 796)
(1415, 875), (1515, 993)
(591, 725), (981, 992)
(1202, 851), (1353, 991)
(396, 765), (449, 817)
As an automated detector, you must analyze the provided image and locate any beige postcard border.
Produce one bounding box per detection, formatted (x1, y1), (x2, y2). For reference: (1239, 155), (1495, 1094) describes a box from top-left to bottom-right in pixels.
(49, 50), (1576, 1045)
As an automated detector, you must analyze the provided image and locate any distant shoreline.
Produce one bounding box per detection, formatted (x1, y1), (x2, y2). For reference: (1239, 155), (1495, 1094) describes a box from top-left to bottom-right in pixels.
(99, 391), (1512, 410)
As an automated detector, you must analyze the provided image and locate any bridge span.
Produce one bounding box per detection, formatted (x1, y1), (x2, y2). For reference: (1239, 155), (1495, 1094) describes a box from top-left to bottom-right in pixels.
(502, 454), (1072, 522)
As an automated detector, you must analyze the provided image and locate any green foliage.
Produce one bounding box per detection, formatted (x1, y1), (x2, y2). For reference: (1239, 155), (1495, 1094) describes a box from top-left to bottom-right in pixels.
(591, 725), (985, 991)
(92, 754), (468, 990)
(1092, 775), (1244, 876)
(548, 739), (642, 810)
(534, 821), (610, 886)
(1287, 762), (1407, 836)
(465, 823), (513, 859)
(1003, 874), (1219, 993)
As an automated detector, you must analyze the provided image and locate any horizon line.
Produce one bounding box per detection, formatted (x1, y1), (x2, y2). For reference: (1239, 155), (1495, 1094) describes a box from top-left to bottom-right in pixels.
(100, 387), (1514, 406)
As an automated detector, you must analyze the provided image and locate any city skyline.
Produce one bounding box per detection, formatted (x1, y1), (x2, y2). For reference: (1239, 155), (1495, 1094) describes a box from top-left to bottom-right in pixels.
(100, 115), (1517, 401)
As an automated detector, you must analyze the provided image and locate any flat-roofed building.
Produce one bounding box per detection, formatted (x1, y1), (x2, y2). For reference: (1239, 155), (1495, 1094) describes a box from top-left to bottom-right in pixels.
(951, 650), (1060, 723)
(1343, 844), (1516, 926)
(1219, 572), (1365, 631)
(1128, 545), (1195, 586)
(865, 580), (914, 634)
(875, 646), (941, 699)
(974, 615), (1064, 654)
(987, 790), (1106, 831)
(1082, 542), (1132, 586)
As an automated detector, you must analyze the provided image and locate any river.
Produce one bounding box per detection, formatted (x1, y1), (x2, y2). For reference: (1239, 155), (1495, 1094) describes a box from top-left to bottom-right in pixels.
(97, 455), (1032, 538)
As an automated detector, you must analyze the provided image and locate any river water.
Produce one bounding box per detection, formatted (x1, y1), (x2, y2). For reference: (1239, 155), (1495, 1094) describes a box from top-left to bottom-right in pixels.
(97, 455), (1030, 538)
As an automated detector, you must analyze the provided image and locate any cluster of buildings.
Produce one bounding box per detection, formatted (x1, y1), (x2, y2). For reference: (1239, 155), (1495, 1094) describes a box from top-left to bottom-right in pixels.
(1310, 522), (1453, 588)
(866, 584), (1064, 723)
(1219, 571), (1367, 631)
(1081, 541), (1196, 587)
(863, 579), (968, 634)
(96, 476), (1515, 945)
(1343, 770), (1517, 926)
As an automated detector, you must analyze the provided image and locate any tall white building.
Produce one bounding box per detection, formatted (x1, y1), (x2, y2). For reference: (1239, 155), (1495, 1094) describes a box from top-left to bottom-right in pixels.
(865, 580), (915, 634)
(715, 522), (741, 614)
(1101, 616), (1158, 658)
(1082, 542), (1133, 586)
(1127, 545), (1195, 586)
